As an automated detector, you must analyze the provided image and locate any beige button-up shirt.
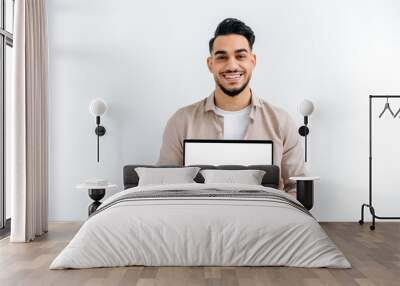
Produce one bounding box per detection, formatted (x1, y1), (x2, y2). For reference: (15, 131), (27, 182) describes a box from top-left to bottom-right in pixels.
(157, 92), (305, 191)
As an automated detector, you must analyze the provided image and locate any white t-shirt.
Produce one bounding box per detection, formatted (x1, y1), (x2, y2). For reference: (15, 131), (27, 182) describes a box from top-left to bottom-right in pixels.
(214, 105), (251, 140)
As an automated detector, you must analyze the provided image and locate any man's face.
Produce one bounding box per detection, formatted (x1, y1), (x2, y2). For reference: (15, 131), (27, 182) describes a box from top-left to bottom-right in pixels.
(207, 34), (256, 97)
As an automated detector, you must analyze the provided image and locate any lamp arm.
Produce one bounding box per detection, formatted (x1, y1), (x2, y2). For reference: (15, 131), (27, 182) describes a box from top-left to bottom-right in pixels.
(96, 116), (100, 162)
(97, 127), (100, 162)
(305, 133), (307, 162)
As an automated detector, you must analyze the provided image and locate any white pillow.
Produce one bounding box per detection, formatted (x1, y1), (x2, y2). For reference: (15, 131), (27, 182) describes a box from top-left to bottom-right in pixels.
(135, 167), (201, 186)
(200, 169), (266, 185)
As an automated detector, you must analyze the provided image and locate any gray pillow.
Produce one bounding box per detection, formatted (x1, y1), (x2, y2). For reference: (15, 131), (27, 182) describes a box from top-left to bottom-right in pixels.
(135, 167), (201, 186)
(200, 169), (266, 185)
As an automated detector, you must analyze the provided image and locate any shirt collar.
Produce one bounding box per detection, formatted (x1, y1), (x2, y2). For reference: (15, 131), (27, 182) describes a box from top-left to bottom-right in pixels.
(205, 89), (262, 113)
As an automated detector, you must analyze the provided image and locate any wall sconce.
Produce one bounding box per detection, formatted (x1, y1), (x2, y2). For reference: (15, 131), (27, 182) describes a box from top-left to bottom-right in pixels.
(298, 99), (314, 162)
(89, 98), (107, 162)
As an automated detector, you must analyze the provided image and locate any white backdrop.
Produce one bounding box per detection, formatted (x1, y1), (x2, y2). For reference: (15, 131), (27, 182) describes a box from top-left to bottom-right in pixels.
(47, 0), (400, 221)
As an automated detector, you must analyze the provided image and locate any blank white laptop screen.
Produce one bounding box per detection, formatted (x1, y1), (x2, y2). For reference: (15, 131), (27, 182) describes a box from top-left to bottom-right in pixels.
(183, 140), (273, 166)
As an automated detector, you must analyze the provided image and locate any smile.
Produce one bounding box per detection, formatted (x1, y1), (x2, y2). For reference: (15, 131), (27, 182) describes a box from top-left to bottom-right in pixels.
(222, 72), (244, 83)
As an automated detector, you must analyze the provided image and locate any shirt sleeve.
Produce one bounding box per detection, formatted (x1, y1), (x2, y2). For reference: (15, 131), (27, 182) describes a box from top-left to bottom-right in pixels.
(157, 111), (184, 166)
(281, 112), (306, 191)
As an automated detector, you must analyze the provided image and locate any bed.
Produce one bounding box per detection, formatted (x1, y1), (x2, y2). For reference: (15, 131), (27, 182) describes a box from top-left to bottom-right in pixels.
(50, 164), (350, 269)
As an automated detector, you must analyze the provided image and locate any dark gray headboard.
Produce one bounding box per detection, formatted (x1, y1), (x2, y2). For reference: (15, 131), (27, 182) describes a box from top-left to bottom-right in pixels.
(123, 165), (280, 189)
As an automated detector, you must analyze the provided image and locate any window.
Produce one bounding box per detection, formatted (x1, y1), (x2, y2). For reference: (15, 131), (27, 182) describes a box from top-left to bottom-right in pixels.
(0, 0), (14, 234)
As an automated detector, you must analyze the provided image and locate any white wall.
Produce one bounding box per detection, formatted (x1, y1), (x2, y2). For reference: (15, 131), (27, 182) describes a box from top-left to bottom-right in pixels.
(47, 0), (400, 221)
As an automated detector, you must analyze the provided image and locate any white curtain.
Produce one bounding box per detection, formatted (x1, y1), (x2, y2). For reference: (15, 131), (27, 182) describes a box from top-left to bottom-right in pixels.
(10, 0), (48, 242)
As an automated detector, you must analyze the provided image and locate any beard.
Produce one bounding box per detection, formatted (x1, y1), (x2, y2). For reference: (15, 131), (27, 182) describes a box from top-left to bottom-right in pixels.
(216, 76), (251, 97)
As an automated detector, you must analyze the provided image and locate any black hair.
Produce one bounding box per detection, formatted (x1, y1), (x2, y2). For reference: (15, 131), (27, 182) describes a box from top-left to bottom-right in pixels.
(209, 18), (255, 54)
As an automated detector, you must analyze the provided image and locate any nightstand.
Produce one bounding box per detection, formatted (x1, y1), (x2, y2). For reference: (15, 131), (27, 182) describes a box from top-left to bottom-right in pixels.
(289, 176), (320, 210)
(76, 183), (117, 216)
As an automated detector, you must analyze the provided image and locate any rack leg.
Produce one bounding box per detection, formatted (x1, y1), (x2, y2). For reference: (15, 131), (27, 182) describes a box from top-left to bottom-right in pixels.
(359, 203), (377, 230)
(369, 206), (376, 231)
(359, 204), (366, 225)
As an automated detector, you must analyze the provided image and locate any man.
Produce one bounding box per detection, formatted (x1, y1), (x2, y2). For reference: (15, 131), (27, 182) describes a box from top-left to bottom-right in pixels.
(157, 18), (305, 191)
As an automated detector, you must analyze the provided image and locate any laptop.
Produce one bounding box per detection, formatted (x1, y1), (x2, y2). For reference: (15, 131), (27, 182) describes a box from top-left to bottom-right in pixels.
(183, 139), (273, 166)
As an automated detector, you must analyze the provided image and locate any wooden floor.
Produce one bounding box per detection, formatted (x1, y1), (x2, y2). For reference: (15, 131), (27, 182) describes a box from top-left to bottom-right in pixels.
(0, 222), (399, 286)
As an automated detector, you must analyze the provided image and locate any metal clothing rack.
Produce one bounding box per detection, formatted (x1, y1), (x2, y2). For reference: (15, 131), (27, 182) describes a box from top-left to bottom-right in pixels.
(359, 95), (400, 230)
